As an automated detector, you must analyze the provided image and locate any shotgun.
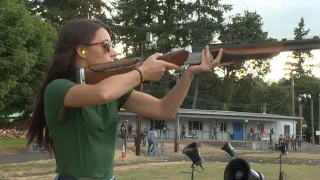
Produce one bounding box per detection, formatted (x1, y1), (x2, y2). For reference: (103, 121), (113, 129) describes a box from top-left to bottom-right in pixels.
(76, 36), (320, 84)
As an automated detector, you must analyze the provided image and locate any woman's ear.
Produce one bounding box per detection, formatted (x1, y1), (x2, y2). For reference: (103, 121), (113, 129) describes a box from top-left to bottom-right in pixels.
(76, 46), (86, 58)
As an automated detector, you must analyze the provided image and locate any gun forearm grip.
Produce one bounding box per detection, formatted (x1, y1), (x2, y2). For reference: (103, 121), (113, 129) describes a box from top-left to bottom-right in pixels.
(210, 44), (283, 63)
(157, 50), (190, 66)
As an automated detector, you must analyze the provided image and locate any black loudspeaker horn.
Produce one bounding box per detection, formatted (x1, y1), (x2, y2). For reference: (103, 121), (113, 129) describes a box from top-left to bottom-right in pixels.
(224, 158), (266, 180)
(182, 143), (204, 180)
(221, 142), (237, 159)
(182, 142), (204, 167)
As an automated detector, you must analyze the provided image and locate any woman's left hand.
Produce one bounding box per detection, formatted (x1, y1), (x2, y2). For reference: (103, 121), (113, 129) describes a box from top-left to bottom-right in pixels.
(185, 45), (226, 76)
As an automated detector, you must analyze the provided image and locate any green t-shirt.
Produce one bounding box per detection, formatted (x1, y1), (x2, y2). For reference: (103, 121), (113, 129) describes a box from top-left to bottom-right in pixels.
(44, 79), (133, 179)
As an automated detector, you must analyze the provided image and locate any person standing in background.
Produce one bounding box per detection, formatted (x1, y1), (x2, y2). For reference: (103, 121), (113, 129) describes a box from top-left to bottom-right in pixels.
(127, 121), (133, 139)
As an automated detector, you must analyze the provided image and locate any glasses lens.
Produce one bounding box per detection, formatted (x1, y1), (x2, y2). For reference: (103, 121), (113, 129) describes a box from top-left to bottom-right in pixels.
(103, 41), (112, 52)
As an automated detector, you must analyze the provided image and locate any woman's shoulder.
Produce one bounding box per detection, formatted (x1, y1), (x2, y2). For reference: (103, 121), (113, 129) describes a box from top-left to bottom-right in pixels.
(45, 79), (77, 96)
(47, 79), (76, 88)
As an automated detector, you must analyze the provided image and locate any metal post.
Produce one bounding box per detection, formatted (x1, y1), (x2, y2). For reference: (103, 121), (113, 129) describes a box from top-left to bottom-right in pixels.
(318, 94), (320, 144)
(311, 99), (315, 145)
(299, 102), (303, 137)
(136, 41), (145, 156)
(292, 76), (295, 116)
(174, 74), (180, 153)
(125, 120), (128, 153)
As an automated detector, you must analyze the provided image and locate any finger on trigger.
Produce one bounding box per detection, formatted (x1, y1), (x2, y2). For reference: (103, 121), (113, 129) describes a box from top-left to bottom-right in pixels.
(163, 61), (181, 70)
(153, 52), (164, 60)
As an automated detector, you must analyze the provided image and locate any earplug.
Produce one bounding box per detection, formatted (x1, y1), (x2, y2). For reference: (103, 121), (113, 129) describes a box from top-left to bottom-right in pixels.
(81, 50), (86, 55)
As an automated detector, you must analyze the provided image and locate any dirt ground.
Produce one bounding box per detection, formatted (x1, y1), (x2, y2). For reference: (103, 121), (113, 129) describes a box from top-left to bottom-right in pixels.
(1, 140), (320, 167)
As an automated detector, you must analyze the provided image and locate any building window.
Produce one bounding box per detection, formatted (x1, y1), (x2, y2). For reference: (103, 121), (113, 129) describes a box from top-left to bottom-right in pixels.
(220, 122), (227, 132)
(149, 119), (165, 130)
(188, 121), (203, 131)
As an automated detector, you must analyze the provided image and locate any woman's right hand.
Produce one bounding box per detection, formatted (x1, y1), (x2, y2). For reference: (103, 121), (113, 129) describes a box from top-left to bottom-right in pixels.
(138, 53), (181, 82)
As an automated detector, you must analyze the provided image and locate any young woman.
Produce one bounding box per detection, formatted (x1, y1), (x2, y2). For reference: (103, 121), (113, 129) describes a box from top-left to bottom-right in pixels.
(26, 18), (224, 180)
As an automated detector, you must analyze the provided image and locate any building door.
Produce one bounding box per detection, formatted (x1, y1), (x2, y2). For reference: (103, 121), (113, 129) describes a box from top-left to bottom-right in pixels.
(233, 123), (243, 140)
(284, 125), (290, 137)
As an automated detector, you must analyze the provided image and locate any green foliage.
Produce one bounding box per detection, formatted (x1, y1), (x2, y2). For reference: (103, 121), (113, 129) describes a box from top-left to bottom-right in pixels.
(111, 0), (232, 57)
(218, 10), (270, 80)
(0, 0), (57, 118)
(285, 17), (314, 77)
(23, 0), (111, 27)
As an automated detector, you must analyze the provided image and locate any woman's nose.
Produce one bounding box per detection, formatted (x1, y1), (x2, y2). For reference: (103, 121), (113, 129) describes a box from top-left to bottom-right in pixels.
(110, 48), (117, 58)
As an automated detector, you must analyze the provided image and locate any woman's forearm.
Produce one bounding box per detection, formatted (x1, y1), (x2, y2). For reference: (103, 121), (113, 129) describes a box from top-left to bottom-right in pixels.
(159, 71), (194, 119)
(96, 70), (141, 102)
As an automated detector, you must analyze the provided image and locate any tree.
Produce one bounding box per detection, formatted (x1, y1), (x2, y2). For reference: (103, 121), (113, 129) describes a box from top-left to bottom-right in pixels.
(23, 0), (111, 28)
(285, 17), (314, 77)
(218, 10), (271, 80)
(229, 75), (267, 113)
(294, 75), (320, 140)
(111, 0), (232, 57)
(0, 0), (57, 120)
(203, 10), (272, 110)
(111, 0), (232, 110)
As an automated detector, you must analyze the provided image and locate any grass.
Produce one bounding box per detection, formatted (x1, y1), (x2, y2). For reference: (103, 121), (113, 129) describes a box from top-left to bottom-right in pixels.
(1, 140), (320, 179)
(114, 161), (319, 180)
(0, 160), (318, 180)
(0, 138), (28, 156)
(0, 138), (27, 148)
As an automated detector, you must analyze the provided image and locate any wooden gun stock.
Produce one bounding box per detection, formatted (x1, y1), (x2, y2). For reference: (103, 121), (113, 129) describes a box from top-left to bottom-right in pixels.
(76, 57), (142, 84)
(76, 36), (320, 84)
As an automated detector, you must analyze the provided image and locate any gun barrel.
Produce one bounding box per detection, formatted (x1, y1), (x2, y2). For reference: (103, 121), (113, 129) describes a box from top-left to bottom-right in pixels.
(281, 38), (320, 51)
(191, 37), (320, 63)
(193, 37), (320, 52)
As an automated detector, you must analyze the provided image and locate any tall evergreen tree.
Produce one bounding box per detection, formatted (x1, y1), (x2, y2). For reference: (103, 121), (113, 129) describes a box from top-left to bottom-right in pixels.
(285, 17), (314, 77)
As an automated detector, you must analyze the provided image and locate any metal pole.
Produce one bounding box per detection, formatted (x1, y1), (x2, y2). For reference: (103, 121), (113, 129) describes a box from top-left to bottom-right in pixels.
(311, 99), (315, 145)
(299, 103), (302, 137)
(292, 76), (295, 116)
(318, 94), (320, 145)
(136, 41), (145, 156)
(125, 120), (128, 153)
(174, 74), (180, 153)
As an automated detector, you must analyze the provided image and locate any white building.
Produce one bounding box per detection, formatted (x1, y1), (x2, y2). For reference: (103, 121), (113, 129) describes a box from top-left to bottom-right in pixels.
(118, 108), (303, 141)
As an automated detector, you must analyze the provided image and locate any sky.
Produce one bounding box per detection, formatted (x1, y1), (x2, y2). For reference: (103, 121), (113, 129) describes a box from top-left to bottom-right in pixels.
(222, 0), (320, 82)
(113, 0), (320, 82)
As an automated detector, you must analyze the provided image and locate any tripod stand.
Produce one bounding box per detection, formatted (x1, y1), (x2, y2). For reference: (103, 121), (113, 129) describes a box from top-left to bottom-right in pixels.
(278, 153), (286, 180)
(181, 164), (204, 180)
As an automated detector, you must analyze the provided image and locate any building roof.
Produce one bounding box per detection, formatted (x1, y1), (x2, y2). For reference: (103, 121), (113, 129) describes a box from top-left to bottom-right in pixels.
(119, 108), (302, 122)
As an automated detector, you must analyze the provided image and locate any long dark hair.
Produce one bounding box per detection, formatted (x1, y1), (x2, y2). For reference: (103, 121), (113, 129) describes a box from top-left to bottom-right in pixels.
(26, 18), (111, 155)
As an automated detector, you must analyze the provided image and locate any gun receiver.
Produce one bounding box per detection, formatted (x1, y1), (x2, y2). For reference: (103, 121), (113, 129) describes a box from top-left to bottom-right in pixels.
(76, 36), (320, 84)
